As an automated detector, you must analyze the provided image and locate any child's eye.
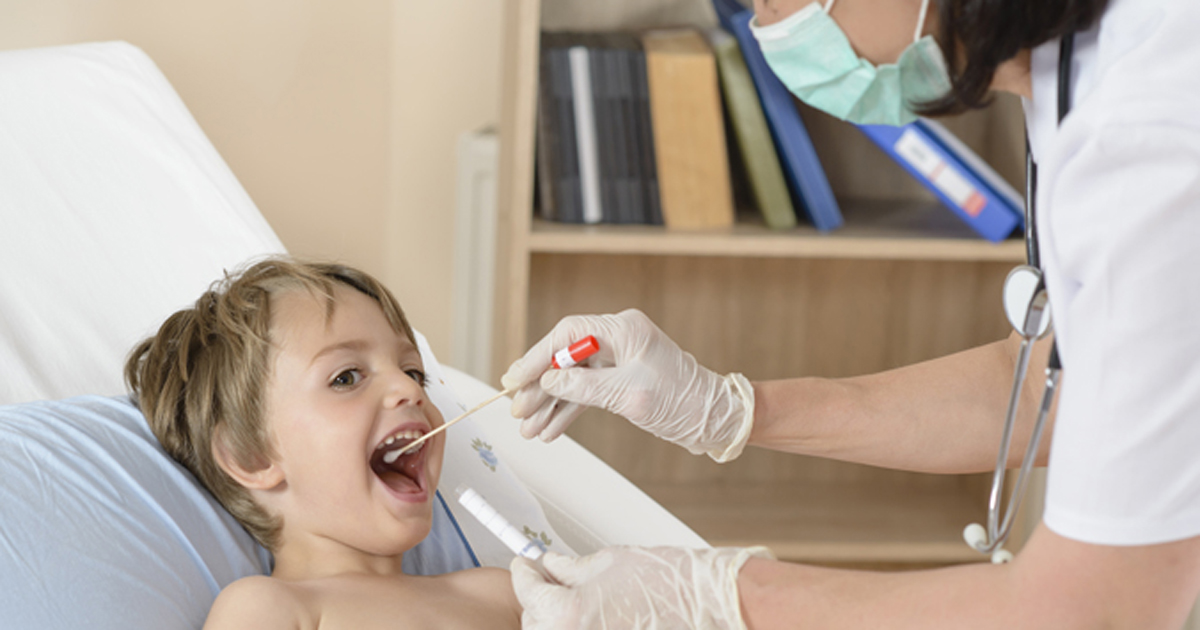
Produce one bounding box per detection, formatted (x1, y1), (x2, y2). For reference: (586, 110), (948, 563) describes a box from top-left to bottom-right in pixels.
(405, 369), (427, 387)
(331, 369), (363, 389)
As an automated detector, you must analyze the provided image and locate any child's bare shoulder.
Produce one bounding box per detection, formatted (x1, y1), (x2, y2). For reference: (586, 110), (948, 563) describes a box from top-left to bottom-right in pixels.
(440, 567), (512, 592)
(203, 575), (315, 630)
(443, 566), (510, 586)
(438, 567), (520, 613)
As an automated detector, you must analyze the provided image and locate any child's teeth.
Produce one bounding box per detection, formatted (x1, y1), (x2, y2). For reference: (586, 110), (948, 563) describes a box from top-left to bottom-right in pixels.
(377, 429), (425, 456)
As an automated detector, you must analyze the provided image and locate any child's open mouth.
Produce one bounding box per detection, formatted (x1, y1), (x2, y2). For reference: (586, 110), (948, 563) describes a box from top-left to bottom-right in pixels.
(370, 429), (428, 496)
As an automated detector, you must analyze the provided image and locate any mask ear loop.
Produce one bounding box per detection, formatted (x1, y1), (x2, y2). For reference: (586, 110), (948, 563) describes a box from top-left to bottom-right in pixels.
(914, 0), (932, 42)
(823, 0), (837, 13)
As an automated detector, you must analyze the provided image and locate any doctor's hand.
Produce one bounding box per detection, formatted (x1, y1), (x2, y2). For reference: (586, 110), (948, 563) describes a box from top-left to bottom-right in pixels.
(501, 309), (756, 462)
(510, 546), (771, 630)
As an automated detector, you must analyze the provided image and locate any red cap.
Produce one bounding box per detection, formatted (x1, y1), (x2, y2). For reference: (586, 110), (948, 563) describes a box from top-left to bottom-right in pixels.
(550, 335), (600, 369)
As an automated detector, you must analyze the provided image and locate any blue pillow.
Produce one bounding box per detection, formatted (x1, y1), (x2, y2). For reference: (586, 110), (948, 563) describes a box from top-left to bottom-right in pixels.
(0, 395), (475, 629)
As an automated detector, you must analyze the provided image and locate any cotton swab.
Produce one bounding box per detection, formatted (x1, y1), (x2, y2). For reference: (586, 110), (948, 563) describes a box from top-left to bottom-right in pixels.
(382, 335), (600, 463)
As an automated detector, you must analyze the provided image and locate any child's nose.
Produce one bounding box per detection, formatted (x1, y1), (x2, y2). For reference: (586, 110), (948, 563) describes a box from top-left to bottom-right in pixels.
(383, 369), (424, 408)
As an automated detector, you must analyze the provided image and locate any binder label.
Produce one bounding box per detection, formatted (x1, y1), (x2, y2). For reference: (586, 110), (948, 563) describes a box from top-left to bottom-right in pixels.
(894, 128), (987, 217)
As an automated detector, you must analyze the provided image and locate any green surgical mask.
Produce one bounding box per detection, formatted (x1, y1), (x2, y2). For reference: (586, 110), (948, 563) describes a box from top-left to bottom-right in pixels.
(750, 0), (951, 126)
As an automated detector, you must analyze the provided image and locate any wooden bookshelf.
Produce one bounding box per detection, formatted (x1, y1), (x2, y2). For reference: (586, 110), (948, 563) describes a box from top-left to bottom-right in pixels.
(493, 0), (1037, 568)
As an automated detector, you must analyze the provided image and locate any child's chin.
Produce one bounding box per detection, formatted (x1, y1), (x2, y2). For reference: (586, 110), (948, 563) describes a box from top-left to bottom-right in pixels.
(384, 514), (435, 556)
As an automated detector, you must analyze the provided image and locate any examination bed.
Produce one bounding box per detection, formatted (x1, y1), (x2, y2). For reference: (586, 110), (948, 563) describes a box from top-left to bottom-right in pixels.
(0, 41), (704, 629)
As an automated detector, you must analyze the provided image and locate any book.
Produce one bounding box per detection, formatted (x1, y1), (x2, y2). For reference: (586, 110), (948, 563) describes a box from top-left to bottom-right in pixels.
(641, 28), (735, 230)
(711, 0), (843, 231)
(567, 44), (603, 224)
(857, 120), (1024, 242)
(628, 37), (663, 225)
(537, 34), (583, 223)
(594, 40), (627, 223)
(706, 27), (797, 231)
(599, 33), (649, 225)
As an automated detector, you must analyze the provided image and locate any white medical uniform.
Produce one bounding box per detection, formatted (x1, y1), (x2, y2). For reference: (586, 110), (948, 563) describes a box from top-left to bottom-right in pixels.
(1026, 0), (1200, 545)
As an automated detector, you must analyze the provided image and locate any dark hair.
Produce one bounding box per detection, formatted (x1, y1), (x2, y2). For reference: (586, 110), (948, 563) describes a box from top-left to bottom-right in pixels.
(919, 0), (1110, 115)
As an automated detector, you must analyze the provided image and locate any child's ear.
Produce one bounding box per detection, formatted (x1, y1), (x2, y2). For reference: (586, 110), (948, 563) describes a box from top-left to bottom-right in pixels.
(212, 427), (285, 491)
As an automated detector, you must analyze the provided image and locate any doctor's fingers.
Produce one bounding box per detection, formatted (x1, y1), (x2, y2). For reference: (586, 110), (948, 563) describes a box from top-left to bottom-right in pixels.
(533, 401), (586, 442)
(510, 355), (632, 436)
(511, 551), (615, 594)
(522, 365), (635, 439)
(501, 313), (618, 392)
(509, 370), (595, 423)
(510, 556), (583, 630)
(509, 380), (552, 419)
(520, 396), (586, 441)
(501, 309), (655, 392)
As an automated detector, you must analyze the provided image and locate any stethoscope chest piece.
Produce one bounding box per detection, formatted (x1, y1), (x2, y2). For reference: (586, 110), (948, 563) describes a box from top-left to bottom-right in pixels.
(1003, 265), (1052, 340)
(965, 264), (1061, 563)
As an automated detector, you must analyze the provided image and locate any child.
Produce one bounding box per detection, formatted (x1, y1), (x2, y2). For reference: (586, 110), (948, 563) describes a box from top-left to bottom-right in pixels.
(125, 257), (520, 629)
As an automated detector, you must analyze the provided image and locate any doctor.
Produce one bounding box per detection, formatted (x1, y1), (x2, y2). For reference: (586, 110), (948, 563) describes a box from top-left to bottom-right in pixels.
(503, 0), (1200, 627)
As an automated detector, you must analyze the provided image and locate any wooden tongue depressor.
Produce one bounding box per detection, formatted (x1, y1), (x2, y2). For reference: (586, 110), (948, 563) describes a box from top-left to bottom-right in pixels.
(382, 335), (601, 463)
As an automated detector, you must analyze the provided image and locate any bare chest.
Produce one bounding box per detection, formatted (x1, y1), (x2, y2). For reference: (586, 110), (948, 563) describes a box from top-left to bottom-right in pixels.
(303, 575), (518, 630)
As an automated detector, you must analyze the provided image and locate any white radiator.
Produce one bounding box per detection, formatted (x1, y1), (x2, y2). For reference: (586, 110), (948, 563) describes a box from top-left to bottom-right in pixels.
(451, 128), (499, 383)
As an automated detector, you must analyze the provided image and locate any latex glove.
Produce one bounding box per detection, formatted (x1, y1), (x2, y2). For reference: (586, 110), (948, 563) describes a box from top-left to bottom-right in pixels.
(511, 546), (772, 630)
(501, 309), (756, 462)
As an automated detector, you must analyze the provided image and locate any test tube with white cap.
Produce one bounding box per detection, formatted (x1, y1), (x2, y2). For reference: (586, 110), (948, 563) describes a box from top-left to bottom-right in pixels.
(455, 484), (546, 561)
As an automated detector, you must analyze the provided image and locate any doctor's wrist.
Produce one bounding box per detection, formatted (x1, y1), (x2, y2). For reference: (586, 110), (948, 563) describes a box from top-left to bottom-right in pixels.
(703, 372), (757, 463)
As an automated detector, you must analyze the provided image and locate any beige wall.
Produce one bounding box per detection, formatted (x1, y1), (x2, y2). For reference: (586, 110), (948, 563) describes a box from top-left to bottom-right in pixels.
(0, 0), (503, 359)
(389, 3), (503, 360)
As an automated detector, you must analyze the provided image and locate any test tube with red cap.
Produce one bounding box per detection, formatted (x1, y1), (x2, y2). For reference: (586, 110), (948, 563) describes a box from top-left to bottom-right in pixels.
(550, 335), (600, 369)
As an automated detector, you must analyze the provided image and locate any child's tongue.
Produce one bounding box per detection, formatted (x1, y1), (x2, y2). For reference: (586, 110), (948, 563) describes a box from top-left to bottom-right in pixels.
(373, 447), (423, 494)
(379, 469), (421, 493)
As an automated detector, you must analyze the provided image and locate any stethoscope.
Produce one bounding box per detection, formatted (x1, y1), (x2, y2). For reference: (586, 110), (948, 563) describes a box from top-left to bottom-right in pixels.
(962, 32), (1074, 564)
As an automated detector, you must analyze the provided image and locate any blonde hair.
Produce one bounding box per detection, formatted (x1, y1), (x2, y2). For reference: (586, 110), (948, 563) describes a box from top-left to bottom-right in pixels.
(125, 256), (415, 550)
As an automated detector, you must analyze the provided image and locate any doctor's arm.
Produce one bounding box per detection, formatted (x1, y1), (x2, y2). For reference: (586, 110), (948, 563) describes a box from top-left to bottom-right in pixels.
(506, 307), (1056, 476)
(738, 524), (1200, 630)
(748, 330), (1057, 474)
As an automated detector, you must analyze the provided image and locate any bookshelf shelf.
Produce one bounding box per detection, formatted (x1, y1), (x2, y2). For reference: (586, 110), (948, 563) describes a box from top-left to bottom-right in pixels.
(529, 201), (1025, 262)
(494, 0), (1035, 570)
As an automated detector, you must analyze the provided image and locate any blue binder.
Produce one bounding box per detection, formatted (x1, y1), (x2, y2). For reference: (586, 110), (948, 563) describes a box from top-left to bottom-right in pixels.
(712, 0), (843, 231)
(857, 120), (1024, 242)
